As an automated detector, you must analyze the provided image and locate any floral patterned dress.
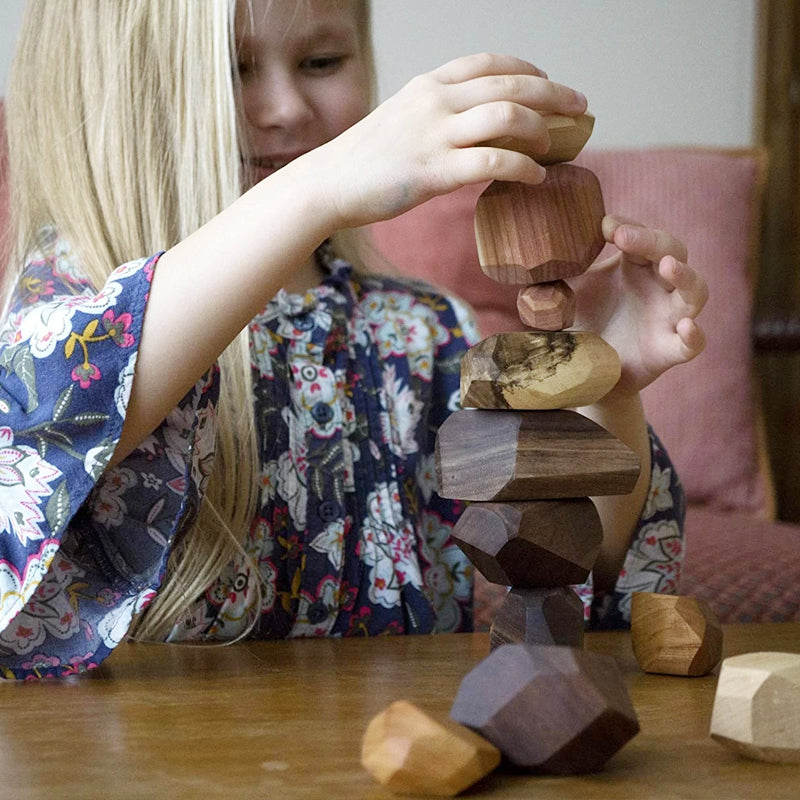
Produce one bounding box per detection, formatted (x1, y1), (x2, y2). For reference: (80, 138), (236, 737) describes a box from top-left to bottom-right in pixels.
(0, 230), (684, 679)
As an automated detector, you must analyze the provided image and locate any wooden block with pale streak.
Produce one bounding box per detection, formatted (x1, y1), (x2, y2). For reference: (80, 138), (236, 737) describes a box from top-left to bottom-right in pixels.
(460, 331), (620, 410)
(450, 644), (639, 774)
(517, 280), (577, 330)
(489, 587), (585, 651)
(361, 700), (500, 796)
(435, 408), (640, 501)
(490, 113), (596, 165)
(630, 592), (723, 677)
(474, 165), (605, 285)
(710, 652), (800, 764)
(453, 498), (602, 587)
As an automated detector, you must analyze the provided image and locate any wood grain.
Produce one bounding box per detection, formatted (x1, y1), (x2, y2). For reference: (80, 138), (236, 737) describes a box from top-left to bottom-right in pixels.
(490, 113), (596, 166)
(460, 331), (621, 410)
(435, 408), (641, 501)
(517, 280), (576, 330)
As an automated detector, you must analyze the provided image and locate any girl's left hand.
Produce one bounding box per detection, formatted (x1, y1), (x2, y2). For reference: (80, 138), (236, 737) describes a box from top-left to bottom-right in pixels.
(571, 215), (708, 396)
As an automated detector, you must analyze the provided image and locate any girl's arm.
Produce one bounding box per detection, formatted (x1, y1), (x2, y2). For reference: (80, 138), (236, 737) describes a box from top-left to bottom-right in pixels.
(113, 53), (589, 464)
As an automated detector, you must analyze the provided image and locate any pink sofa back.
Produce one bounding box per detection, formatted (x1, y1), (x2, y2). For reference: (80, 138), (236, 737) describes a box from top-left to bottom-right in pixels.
(370, 148), (770, 519)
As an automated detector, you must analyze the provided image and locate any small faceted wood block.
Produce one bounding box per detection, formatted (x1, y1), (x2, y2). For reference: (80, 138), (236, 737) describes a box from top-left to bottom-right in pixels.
(460, 331), (621, 410)
(517, 280), (576, 330)
(710, 652), (800, 764)
(475, 165), (605, 285)
(450, 644), (639, 774)
(630, 592), (723, 676)
(361, 700), (501, 795)
(489, 587), (584, 651)
(452, 498), (602, 586)
(493, 113), (596, 165)
(435, 408), (640, 501)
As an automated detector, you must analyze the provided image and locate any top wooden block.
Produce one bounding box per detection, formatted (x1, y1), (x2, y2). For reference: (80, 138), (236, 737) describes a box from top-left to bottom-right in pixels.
(496, 113), (595, 165)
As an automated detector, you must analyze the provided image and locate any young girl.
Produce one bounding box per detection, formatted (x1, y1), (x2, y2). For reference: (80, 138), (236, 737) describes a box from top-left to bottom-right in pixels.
(0, 0), (705, 679)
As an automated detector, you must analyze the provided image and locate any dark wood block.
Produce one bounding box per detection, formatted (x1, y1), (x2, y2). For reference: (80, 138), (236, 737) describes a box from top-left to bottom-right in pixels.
(460, 331), (620, 410)
(489, 587), (585, 650)
(475, 165), (605, 285)
(450, 644), (640, 774)
(517, 280), (577, 330)
(452, 499), (602, 586)
(435, 409), (641, 501)
(631, 592), (723, 677)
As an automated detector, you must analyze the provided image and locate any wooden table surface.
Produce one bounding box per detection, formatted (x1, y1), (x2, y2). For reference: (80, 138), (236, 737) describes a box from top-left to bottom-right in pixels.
(1, 623), (799, 799)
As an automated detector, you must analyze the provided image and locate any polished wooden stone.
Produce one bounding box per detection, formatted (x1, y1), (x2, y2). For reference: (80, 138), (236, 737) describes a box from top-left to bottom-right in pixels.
(474, 166), (605, 285)
(517, 280), (577, 330)
(452, 499), (602, 587)
(435, 408), (641, 501)
(460, 331), (621, 411)
(490, 113), (596, 165)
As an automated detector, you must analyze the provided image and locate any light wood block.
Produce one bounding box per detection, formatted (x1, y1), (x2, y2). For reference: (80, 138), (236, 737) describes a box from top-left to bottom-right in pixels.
(460, 331), (621, 410)
(362, 700), (501, 795)
(474, 165), (605, 285)
(452, 498), (602, 586)
(630, 592), (723, 677)
(489, 587), (585, 651)
(491, 113), (596, 165)
(517, 280), (577, 330)
(710, 652), (800, 764)
(435, 408), (641, 501)
(450, 644), (639, 774)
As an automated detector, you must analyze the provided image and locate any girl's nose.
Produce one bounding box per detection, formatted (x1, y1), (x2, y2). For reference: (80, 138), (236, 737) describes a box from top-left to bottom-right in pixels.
(245, 71), (314, 130)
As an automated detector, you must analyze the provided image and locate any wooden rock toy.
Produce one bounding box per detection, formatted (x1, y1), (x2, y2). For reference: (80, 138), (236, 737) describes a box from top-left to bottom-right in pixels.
(710, 652), (800, 763)
(489, 587), (585, 651)
(630, 592), (723, 676)
(450, 644), (639, 774)
(517, 280), (576, 330)
(361, 700), (501, 796)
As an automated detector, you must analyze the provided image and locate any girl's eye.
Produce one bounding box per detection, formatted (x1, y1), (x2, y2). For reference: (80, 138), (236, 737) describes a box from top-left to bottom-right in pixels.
(236, 56), (257, 79)
(301, 54), (347, 74)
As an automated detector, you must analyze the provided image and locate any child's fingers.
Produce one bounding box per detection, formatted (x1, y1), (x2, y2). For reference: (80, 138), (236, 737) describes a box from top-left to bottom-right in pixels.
(444, 145), (547, 186)
(432, 53), (548, 85)
(660, 256), (708, 322)
(676, 317), (707, 361)
(448, 102), (550, 154)
(604, 215), (688, 264)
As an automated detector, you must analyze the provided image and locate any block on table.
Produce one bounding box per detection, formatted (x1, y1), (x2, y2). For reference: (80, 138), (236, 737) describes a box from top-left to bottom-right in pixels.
(435, 408), (641, 501)
(460, 331), (620, 410)
(361, 699), (501, 795)
(630, 592), (723, 676)
(450, 644), (639, 774)
(452, 498), (602, 586)
(475, 165), (605, 285)
(710, 652), (800, 763)
(489, 587), (585, 650)
(517, 280), (577, 330)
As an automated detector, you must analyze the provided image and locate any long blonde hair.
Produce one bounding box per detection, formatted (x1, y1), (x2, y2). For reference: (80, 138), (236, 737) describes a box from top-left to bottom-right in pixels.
(4, 0), (374, 639)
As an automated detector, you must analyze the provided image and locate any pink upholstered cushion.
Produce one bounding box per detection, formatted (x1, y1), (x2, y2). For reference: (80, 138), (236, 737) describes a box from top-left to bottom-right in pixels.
(369, 148), (768, 517)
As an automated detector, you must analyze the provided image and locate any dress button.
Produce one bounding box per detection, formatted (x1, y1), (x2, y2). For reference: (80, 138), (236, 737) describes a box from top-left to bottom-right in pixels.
(318, 500), (339, 522)
(311, 401), (334, 424)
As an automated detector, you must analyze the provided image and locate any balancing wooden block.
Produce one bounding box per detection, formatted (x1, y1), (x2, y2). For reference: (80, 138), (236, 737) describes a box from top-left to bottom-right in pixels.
(452, 498), (602, 587)
(710, 652), (800, 764)
(490, 113), (596, 165)
(435, 408), (641, 501)
(362, 700), (501, 796)
(630, 592), (723, 676)
(489, 587), (584, 651)
(450, 644), (639, 774)
(460, 331), (621, 410)
(517, 280), (577, 330)
(474, 165), (605, 285)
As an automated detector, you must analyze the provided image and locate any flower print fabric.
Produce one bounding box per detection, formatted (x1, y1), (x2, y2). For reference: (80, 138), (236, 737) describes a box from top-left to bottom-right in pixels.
(0, 233), (686, 679)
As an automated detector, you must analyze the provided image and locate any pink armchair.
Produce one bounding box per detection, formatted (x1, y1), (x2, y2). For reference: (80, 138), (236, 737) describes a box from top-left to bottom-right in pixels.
(370, 147), (800, 627)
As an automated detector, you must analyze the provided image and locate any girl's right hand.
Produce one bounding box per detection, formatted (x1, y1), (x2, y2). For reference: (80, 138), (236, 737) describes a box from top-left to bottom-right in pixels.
(308, 53), (588, 230)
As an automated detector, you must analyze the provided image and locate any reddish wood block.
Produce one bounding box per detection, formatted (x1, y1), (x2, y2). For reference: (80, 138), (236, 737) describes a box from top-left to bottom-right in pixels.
(710, 652), (800, 763)
(435, 408), (641, 501)
(452, 499), (602, 587)
(492, 113), (596, 165)
(631, 592), (723, 677)
(450, 644), (639, 774)
(460, 331), (621, 410)
(517, 280), (576, 330)
(489, 587), (585, 651)
(362, 700), (501, 795)
(474, 165), (605, 285)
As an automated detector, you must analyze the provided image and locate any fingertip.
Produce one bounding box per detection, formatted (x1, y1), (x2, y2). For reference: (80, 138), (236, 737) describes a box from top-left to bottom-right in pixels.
(677, 317), (706, 357)
(602, 215), (622, 242)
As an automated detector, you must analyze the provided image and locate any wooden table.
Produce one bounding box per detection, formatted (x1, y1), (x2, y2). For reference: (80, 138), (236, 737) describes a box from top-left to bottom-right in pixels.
(1, 624), (799, 799)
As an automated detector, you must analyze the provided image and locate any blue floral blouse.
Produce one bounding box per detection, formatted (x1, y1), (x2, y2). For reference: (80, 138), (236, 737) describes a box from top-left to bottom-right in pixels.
(0, 230), (684, 679)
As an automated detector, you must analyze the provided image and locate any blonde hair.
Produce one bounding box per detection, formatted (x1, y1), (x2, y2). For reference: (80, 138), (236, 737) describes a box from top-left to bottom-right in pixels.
(4, 0), (374, 639)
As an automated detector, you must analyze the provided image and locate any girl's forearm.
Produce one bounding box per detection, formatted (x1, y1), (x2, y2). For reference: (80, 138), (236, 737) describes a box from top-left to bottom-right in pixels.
(577, 389), (652, 591)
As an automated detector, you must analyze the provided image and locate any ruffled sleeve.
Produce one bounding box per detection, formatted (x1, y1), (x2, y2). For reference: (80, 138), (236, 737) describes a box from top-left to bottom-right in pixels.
(0, 235), (216, 678)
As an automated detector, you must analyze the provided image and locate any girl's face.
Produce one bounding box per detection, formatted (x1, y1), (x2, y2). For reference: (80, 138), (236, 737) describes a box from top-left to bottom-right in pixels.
(235, 0), (371, 185)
